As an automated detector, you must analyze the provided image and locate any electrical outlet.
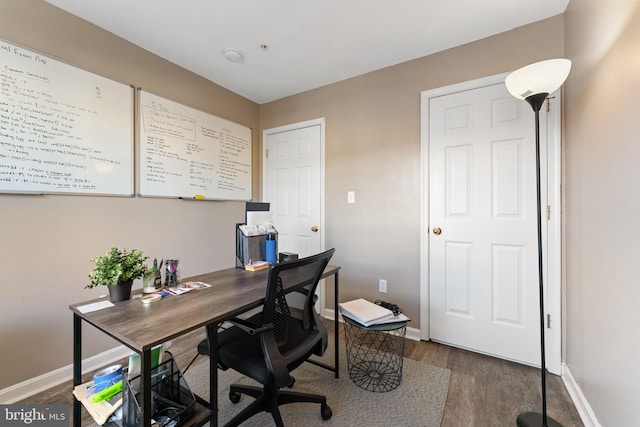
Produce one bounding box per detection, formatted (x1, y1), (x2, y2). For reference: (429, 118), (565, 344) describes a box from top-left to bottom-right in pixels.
(347, 191), (356, 204)
(379, 279), (387, 293)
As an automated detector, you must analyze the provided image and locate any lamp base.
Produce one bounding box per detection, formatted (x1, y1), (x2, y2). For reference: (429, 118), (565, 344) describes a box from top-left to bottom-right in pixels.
(516, 412), (563, 427)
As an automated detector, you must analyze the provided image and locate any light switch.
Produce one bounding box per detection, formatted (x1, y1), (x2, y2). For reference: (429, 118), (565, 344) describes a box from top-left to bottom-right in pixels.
(347, 191), (355, 204)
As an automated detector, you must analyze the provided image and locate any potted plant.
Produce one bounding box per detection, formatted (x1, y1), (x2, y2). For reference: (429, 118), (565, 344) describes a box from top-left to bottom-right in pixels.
(86, 247), (150, 302)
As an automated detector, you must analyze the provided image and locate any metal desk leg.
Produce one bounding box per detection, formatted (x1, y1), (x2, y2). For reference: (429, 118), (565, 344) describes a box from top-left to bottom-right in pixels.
(307, 271), (341, 377)
(334, 271), (339, 378)
(73, 314), (82, 427)
(206, 323), (219, 426)
(141, 349), (152, 427)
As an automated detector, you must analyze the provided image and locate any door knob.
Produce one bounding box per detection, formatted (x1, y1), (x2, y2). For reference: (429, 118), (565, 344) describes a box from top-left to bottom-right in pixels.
(311, 226), (319, 232)
(433, 227), (442, 235)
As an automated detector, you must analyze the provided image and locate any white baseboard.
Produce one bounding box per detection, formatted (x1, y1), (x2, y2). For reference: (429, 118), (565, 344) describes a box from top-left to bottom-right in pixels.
(0, 345), (131, 404)
(562, 363), (601, 427)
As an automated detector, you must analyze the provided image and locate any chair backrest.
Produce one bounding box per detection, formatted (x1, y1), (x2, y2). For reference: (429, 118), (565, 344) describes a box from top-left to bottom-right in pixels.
(260, 248), (335, 385)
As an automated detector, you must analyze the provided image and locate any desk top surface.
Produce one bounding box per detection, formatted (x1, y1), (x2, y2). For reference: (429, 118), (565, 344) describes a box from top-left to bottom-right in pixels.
(70, 265), (339, 353)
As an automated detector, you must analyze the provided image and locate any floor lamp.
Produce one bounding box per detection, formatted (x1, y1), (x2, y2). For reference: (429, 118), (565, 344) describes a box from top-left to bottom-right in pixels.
(505, 58), (571, 427)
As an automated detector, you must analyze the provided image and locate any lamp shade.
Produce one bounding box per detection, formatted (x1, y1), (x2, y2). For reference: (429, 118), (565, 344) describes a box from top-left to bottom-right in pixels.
(505, 58), (571, 100)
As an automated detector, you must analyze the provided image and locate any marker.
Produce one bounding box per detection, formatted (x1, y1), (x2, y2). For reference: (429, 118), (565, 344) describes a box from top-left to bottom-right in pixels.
(194, 194), (204, 199)
(92, 380), (122, 403)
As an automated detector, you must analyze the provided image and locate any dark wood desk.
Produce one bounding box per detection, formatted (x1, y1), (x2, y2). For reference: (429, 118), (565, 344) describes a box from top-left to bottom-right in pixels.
(70, 265), (340, 427)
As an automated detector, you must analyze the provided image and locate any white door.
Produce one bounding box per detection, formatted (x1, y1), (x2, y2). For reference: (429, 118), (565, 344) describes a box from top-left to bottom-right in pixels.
(262, 119), (325, 310)
(428, 82), (544, 366)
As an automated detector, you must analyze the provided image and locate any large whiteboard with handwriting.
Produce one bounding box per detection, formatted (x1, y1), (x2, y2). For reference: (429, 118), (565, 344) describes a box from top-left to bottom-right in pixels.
(0, 40), (133, 195)
(138, 90), (252, 200)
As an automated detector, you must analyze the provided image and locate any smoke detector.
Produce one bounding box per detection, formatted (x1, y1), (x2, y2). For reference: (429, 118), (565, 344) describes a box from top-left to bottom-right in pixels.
(223, 48), (243, 63)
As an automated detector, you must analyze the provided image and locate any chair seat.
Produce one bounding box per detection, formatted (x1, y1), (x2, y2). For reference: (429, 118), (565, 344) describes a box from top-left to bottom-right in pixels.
(198, 311), (325, 387)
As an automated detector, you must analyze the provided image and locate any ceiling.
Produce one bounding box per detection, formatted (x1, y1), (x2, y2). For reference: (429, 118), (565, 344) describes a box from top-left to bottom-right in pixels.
(45, 0), (569, 104)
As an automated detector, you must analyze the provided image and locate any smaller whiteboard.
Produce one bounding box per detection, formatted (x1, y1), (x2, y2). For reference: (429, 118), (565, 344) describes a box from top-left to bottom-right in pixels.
(138, 90), (252, 200)
(0, 39), (134, 196)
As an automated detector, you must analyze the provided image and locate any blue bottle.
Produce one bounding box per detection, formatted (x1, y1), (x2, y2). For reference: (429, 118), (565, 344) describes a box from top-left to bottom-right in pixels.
(266, 232), (277, 265)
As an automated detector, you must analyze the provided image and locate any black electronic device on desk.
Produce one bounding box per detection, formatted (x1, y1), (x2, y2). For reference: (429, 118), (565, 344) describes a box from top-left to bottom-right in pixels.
(279, 252), (298, 263)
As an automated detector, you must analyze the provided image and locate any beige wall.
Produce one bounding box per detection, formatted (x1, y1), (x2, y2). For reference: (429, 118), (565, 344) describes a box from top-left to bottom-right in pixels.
(0, 0), (260, 389)
(564, 1), (640, 425)
(261, 16), (565, 327)
(0, 2), (564, 390)
(6, 2), (638, 424)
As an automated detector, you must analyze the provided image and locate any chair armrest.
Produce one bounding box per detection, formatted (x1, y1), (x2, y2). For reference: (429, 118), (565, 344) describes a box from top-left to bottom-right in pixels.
(228, 317), (274, 336)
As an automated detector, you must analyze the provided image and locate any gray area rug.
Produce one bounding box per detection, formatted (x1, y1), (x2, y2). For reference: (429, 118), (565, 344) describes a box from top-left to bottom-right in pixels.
(183, 347), (450, 426)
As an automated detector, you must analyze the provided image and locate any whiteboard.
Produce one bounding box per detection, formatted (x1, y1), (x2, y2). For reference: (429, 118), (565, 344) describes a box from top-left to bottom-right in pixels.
(138, 90), (252, 200)
(0, 39), (134, 196)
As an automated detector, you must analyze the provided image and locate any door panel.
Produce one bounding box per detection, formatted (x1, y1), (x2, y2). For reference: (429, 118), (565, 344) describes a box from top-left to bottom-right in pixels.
(266, 124), (321, 258)
(263, 120), (324, 313)
(429, 83), (541, 366)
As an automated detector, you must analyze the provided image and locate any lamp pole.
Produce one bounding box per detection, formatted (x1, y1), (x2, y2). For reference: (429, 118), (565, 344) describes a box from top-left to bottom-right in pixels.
(515, 93), (562, 427)
(505, 58), (571, 427)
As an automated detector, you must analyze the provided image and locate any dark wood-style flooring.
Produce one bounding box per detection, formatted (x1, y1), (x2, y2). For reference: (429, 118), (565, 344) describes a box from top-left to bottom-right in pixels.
(20, 319), (584, 426)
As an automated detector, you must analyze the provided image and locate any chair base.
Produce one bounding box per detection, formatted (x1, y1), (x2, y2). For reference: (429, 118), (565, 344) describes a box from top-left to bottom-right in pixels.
(224, 383), (332, 427)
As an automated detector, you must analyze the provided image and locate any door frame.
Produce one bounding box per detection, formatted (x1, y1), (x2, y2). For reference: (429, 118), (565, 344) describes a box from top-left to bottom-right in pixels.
(262, 118), (327, 315)
(419, 74), (562, 374)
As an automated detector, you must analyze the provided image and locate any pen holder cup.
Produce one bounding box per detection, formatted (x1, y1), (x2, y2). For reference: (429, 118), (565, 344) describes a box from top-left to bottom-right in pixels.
(142, 274), (156, 294)
(122, 355), (195, 427)
(165, 260), (179, 287)
(153, 272), (162, 289)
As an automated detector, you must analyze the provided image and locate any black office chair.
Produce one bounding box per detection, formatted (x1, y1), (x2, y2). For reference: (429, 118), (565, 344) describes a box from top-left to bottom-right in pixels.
(196, 248), (335, 427)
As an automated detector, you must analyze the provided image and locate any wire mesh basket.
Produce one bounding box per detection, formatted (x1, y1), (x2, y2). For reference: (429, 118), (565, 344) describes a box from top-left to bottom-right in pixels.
(122, 354), (195, 427)
(342, 315), (407, 392)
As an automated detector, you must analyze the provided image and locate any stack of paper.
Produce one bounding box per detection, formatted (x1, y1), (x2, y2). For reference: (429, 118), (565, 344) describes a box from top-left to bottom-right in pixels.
(245, 260), (270, 272)
(339, 298), (402, 327)
(72, 380), (122, 425)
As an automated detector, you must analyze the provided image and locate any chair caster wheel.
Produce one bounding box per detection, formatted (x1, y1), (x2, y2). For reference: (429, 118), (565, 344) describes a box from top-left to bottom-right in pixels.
(287, 377), (296, 388)
(229, 391), (241, 404)
(321, 403), (332, 420)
